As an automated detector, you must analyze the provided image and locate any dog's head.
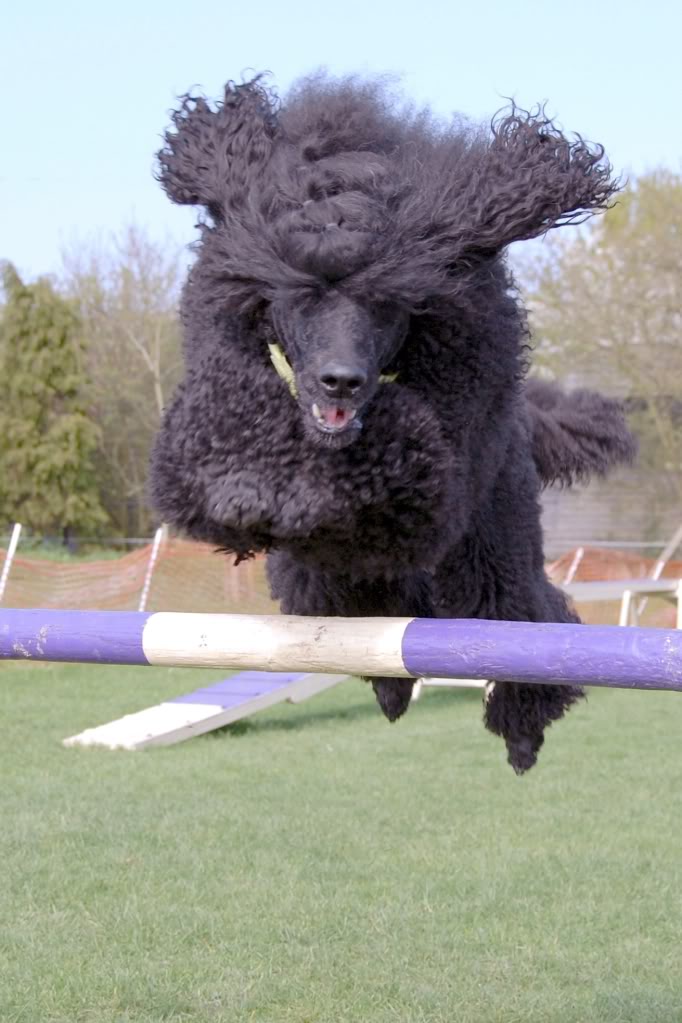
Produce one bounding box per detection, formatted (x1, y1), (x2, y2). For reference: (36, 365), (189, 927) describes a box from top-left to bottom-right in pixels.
(157, 74), (618, 447)
(268, 290), (408, 447)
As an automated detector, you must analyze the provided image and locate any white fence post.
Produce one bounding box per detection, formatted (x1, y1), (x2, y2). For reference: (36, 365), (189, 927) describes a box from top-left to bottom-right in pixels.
(138, 525), (167, 613)
(619, 589), (634, 627)
(637, 522), (682, 620)
(563, 546), (585, 586)
(0, 523), (22, 604)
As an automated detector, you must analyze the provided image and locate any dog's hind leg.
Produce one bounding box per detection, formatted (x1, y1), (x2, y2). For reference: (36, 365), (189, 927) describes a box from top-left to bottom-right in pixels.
(435, 496), (585, 773)
(482, 582), (585, 774)
(370, 677), (416, 722)
(484, 676), (584, 774)
(267, 550), (435, 722)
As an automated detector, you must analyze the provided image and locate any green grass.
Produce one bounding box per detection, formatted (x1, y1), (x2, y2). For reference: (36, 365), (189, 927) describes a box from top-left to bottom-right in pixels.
(1, 663), (682, 1023)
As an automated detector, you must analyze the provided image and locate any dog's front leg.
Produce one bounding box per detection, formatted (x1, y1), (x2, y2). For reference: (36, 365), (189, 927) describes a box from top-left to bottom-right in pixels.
(205, 469), (274, 531)
(206, 466), (356, 540)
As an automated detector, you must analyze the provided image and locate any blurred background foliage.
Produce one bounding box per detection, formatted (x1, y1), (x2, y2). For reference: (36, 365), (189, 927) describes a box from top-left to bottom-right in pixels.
(1, 171), (680, 542)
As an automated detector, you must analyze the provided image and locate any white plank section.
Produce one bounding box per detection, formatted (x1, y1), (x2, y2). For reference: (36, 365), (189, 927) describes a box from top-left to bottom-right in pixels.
(421, 677), (487, 688)
(411, 676), (487, 701)
(564, 578), (680, 603)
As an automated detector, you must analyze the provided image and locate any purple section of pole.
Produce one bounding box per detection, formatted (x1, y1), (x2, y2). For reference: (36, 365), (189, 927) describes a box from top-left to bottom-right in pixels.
(402, 618), (682, 691)
(0, 609), (151, 665)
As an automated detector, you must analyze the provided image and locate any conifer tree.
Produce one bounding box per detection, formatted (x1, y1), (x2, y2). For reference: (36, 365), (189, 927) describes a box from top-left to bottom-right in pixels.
(0, 263), (107, 539)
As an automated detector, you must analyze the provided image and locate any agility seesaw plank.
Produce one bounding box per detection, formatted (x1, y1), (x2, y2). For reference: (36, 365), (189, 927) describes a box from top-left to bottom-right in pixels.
(63, 670), (349, 750)
(2, 609), (682, 691)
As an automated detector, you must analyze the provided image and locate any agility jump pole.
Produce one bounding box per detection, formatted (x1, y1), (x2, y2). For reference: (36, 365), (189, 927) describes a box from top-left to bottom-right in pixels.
(1, 609), (682, 691)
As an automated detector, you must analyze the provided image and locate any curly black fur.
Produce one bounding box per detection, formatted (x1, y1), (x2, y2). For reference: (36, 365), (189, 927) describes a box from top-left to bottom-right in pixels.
(525, 379), (637, 487)
(150, 73), (635, 773)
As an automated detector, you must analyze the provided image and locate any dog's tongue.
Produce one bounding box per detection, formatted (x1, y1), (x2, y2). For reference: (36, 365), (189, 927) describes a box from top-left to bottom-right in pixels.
(322, 406), (351, 429)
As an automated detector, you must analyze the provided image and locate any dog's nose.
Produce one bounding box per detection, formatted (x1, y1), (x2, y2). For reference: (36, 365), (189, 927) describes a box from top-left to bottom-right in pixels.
(319, 361), (367, 398)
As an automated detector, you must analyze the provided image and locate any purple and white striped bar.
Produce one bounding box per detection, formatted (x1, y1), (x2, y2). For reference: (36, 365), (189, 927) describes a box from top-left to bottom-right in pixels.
(2, 609), (682, 691)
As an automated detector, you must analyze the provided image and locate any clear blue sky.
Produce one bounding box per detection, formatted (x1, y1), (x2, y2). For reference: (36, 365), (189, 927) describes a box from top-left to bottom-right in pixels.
(3, 0), (680, 279)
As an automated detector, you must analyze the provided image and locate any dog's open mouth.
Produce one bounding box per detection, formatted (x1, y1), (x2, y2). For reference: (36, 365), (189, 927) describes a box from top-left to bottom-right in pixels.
(311, 403), (360, 434)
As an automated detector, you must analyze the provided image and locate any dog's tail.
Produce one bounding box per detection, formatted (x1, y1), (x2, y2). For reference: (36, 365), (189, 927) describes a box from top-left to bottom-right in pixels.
(524, 378), (637, 487)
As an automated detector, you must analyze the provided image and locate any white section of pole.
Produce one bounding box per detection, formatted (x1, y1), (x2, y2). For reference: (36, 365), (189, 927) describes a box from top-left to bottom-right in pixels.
(137, 525), (167, 613)
(142, 612), (410, 677)
(0, 523), (22, 604)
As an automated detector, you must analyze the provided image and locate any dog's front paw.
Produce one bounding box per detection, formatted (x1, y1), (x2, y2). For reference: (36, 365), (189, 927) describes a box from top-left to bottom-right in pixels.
(272, 490), (350, 538)
(206, 471), (272, 529)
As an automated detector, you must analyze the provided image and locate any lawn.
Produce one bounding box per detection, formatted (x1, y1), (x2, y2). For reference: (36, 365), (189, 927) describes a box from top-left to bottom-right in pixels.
(1, 662), (682, 1023)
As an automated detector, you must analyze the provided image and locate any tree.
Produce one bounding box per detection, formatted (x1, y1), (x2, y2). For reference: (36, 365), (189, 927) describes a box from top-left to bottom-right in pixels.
(0, 263), (108, 539)
(522, 170), (682, 500)
(61, 225), (184, 534)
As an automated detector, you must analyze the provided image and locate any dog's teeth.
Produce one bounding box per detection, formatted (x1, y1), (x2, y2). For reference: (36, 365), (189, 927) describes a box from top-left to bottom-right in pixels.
(312, 403), (322, 420)
(349, 410), (356, 420)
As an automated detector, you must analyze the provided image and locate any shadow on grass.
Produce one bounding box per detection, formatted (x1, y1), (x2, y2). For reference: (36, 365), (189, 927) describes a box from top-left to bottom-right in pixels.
(201, 683), (484, 740)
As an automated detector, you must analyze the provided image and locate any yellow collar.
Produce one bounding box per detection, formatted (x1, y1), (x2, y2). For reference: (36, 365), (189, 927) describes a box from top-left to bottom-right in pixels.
(268, 343), (299, 397)
(267, 342), (397, 399)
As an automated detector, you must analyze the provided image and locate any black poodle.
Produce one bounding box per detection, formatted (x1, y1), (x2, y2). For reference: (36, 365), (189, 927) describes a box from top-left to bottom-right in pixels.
(150, 74), (635, 773)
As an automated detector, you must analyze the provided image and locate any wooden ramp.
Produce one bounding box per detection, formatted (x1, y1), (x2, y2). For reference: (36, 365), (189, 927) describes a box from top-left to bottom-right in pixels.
(63, 670), (349, 750)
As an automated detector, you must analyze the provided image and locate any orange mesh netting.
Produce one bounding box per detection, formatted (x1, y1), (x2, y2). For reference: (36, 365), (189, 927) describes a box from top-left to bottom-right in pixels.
(1, 538), (679, 623)
(546, 547), (682, 586)
(546, 547), (681, 627)
(145, 539), (276, 614)
(0, 538), (277, 614)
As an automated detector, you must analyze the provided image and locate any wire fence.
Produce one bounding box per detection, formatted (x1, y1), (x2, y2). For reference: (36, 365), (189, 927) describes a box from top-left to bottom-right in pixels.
(545, 548), (682, 585)
(0, 535), (276, 614)
(1, 530), (680, 627)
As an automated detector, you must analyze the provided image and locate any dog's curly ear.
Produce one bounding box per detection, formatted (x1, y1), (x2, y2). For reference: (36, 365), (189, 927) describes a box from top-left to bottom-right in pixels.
(156, 78), (278, 218)
(464, 106), (619, 255)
